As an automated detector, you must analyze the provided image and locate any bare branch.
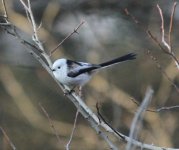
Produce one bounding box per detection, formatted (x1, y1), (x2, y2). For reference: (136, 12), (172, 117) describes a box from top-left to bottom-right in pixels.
(19, 0), (29, 10)
(157, 4), (171, 51)
(50, 20), (85, 56)
(64, 88), (119, 150)
(96, 102), (125, 140)
(0, 0), (10, 25)
(96, 98), (179, 150)
(157, 4), (179, 69)
(19, 0), (52, 66)
(0, 127), (16, 150)
(147, 50), (179, 93)
(125, 7), (179, 69)
(39, 103), (61, 145)
(149, 105), (179, 112)
(2, 0), (8, 18)
(146, 30), (170, 54)
(126, 87), (153, 150)
(66, 110), (79, 150)
(130, 97), (179, 113)
(124, 8), (140, 25)
(169, 2), (177, 47)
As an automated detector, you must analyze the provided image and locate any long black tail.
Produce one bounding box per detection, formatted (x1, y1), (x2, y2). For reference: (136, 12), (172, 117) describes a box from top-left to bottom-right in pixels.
(67, 53), (136, 78)
(99, 53), (136, 67)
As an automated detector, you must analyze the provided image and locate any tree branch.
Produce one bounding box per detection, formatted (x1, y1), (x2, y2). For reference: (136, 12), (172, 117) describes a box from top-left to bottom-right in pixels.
(126, 87), (153, 150)
(168, 2), (177, 48)
(50, 20), (85, 56)
(19, 0), (52, 66)
(0, 127), (16, 150)
(39, 103), (61, 145)
(66, 110), (79, 150)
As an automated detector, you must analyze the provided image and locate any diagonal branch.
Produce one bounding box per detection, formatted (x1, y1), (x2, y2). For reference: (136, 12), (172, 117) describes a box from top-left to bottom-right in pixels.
(66, 110), (79, 150)
(157, 4), (171, 51)
(0, 127), (16, 150)
(126, 87), (153, 150)
(19, 0), (52, 66)
(2, 0), (8, 18)
(39, 103), (61, 145)
(157, 4), (179, 69)
(169, 2), (177, 47)
(1, 0), (10, 25)
(50, 20), (85, 56)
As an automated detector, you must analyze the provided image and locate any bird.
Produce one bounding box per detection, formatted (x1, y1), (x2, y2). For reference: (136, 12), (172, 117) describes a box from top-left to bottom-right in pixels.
(52, 53), (136, 94)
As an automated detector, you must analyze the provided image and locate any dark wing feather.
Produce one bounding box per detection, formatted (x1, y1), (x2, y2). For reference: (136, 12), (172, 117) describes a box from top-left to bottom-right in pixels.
(67, 65), (100, 77)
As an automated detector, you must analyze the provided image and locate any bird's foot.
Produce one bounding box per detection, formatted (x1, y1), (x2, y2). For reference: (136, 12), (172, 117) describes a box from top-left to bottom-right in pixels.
(63, 89), (75, 96)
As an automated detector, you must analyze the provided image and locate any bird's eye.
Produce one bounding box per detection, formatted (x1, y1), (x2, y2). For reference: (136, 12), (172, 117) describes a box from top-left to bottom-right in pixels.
(58, 66), (61, 69)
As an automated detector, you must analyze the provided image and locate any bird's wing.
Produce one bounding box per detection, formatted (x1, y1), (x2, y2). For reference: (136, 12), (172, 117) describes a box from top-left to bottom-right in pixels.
(67, 61), (100, 78)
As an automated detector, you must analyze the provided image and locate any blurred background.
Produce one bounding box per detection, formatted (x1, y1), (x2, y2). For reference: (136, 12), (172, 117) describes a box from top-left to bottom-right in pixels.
(0, 0), (179, 149)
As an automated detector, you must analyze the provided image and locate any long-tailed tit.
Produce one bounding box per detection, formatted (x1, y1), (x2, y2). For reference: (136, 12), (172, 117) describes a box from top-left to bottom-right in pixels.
(52, 53), (136, 91)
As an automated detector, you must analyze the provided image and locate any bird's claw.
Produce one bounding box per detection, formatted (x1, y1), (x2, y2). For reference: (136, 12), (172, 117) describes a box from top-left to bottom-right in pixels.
(64, 89), (75, 96)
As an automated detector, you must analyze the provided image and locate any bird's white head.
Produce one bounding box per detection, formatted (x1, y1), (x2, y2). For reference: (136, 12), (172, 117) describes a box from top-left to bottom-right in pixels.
(52, 59), (66, 72)
(52, 58), (67, 79)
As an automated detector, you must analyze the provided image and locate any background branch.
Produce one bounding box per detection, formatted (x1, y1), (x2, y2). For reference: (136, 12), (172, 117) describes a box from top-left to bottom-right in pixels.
(66, 110), (79, 150)
(168, 2), (177, 48)
(39, 103), (61, 145)
(126, 87), (153, 150)
(0, 127), (16, 150)
(50, 20), (85, 56)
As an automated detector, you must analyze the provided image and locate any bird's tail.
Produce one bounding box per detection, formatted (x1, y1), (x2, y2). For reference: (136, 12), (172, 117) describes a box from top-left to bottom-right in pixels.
(99, 53), (136, 68)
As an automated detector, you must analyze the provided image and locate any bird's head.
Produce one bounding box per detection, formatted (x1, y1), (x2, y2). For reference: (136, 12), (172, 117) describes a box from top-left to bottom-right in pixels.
(52, 58), (67, 73)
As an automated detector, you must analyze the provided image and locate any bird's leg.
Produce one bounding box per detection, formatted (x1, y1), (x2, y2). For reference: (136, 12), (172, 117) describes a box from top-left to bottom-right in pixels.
(78, 86), (83, 98)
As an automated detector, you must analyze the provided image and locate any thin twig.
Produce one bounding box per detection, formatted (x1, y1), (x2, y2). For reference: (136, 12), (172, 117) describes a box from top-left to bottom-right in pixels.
(149, 105), (179, 112)
(39, 103), (61, 145)
(146, 30), (169, 54)
(19, 0), (29, 11)
(125, 7), (179, 69)
(27, 0), (39, 43)
(157, 4), (179, 69)
(124, 8), (140, 25)
(19, 0), (52, 67)
(157, 4), (171, 51)
(130, 97), (179, 113)
(147, 50), (179, 93)
(66, 110), (79, 150)
(169, 2), (177, 47)
(96, 102), (125, 140)
(124, 8), (168, 54)
(1, 0), (10, 25)
(50, 20), (85, 56)
(126, 87), (153, 150)
(0, 127), (16, 150)
(2, 0), (8, 18)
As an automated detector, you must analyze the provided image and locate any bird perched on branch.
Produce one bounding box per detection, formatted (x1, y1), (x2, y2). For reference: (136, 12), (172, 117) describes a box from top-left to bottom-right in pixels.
(52, 53), (136, 94)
